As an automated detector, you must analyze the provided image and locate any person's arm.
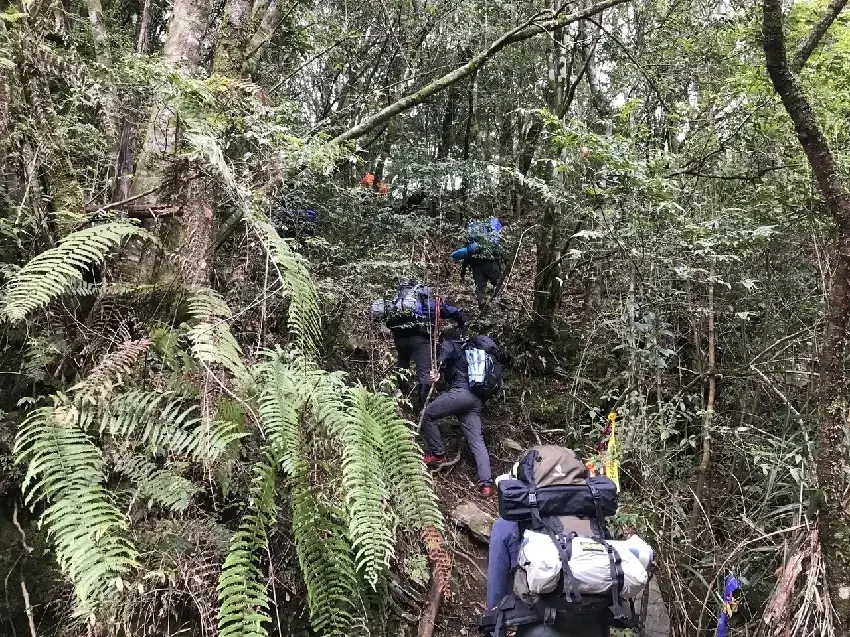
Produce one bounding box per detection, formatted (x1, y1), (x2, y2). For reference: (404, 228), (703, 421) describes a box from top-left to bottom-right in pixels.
(439, 300), (467, 335)
(486, 519), (519, 609)
(430, 341), (456, 382)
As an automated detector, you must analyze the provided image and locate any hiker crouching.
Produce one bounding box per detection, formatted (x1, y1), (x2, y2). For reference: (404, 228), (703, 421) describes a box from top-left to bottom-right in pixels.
(371, 279), (466, 405)
(422, 333), (502, 496)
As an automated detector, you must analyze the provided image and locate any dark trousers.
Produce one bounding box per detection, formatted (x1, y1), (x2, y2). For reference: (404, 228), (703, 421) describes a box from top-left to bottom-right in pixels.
(471, 259), (502, 304)
(421, 387), (492, 484)
(393, 331), (433, 401)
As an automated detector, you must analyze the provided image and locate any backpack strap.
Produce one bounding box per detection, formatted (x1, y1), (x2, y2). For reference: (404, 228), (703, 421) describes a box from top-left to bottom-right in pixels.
(599, 539), (630, 624)
(528, 490), (543, 530)
(587, 479), (609, 539)
(541, 521), (582, 603)
(484, 595), (540, 637)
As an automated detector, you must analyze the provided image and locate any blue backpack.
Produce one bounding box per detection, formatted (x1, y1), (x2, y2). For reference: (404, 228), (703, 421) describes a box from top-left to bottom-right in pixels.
(455, 217), (501, 261)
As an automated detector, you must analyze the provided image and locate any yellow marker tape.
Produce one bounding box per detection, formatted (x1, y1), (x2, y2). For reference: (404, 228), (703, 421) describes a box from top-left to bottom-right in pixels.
(605, 411), (621, 492)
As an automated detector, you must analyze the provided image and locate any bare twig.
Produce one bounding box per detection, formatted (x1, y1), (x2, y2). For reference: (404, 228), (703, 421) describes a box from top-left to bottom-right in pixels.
(453, 546), (486, 580)
(12, 504), (32, 554)
(21, 580), (36, 637)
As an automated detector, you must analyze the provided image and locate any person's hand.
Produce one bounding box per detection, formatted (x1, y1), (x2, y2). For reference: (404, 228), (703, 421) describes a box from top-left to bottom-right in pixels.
(429, 369), (439, 383)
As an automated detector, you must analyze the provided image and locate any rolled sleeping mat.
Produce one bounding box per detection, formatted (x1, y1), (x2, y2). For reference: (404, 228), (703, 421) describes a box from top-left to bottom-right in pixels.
(451, 247), (469, 261)
(451, 241), (481, 261)
(497, 477), (618, 522)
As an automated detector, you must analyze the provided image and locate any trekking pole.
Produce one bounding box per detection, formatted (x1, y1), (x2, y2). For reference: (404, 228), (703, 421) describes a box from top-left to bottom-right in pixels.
(417, 296), (440, 434)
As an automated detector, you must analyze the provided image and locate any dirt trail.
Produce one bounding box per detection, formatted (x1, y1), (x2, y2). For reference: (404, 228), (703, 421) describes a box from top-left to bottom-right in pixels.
(424, 415), (529, 637)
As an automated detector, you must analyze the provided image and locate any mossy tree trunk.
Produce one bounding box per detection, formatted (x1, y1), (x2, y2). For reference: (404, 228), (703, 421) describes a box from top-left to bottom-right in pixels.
(763, 0), (850, 624)
(129, 0), (214, 285)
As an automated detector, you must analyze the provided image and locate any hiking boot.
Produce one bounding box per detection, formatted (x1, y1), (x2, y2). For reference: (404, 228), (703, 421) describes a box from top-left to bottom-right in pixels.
(479, 484), (494, 497)
(423, 453), (447, 467)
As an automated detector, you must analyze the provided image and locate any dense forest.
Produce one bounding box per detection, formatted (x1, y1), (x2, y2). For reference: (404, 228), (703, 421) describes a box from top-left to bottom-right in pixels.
(1, 0), (850, 635)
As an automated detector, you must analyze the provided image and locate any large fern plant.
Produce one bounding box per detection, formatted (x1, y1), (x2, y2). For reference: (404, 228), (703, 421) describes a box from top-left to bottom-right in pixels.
(8, 207), (443, 634)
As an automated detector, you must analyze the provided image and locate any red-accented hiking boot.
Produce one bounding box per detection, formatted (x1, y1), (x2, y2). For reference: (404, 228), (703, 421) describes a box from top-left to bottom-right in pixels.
(424, 454), (447, 467)
(479, 484), (494, 497)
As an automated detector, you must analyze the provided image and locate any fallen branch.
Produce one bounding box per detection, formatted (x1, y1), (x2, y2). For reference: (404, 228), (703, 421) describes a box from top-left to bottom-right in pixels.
(418, 526), (453, 637)
(435, 450), (462, 470)
(418, 571), (444, 637)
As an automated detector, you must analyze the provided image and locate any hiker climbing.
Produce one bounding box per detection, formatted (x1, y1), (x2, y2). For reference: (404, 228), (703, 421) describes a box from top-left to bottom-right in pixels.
(452, 216), (504, 306)
(480, 446), (654, 637)
(421, 333), (502, 496)
(371, 279), (466, 406)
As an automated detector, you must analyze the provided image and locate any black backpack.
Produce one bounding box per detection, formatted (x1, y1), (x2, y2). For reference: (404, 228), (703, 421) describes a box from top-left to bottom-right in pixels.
(464, 336), (503, 400)
(480, 446), (641, 637)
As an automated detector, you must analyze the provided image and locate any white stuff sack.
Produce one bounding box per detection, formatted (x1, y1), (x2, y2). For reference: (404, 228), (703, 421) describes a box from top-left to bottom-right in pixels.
(517, 530), (562, 594)
(465, 348), (487, 383)
(568, 537), (648, 599)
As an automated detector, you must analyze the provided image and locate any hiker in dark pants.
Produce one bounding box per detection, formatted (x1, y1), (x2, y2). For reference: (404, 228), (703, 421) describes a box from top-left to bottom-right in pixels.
(470, 258), (502, 306)
(421, 331), (493, 495)
(373, 280), (466, 406)
(452, 217), (504, 307)
(392, 329), (435, 404)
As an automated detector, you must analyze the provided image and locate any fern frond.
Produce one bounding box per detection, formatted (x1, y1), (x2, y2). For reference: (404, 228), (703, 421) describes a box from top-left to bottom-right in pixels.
(71, 339), (153, 404)
(187, 288), (233, 320)
(369, 391), (443, 531)
(216, 451), (278, 637)
(291, 454), (363, 637)
(186, 289), (251, 388)
(14, 405), (138, 611)
(340, 388), (393, 589)
(1, 222), (150, 323)
(251, 220), (321, 353)
(114, 453), (197, 512)
(98, 390), (243, 464)
(255, 357), (304, 474)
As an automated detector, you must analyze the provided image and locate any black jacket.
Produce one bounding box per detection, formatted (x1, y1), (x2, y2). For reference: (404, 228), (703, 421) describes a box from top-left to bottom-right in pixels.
(437, 340), (469, 389)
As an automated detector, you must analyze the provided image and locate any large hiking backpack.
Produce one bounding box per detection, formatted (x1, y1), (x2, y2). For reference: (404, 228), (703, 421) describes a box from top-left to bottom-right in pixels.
(382, 282), (434, 329)
(481, 446), (653, 637)
(465, 336), (503, 400)
(466, 217), (503, 259)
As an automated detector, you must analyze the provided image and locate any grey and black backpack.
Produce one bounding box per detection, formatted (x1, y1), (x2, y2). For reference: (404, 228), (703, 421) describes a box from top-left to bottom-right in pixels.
(480, 446), (642, 637)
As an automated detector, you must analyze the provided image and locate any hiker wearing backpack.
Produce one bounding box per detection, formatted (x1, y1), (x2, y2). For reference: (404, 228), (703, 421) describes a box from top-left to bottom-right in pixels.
(451, 217), (504, 306)
(421, 333), (503, 496)
(371, 279), (467, 405)
(480, 446), (654, 637)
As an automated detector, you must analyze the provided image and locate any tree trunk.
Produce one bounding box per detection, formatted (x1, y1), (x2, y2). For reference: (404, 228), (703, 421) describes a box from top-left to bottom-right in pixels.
(241, 0), (283, 77)
(437, 51), (469, 160)
(689, 261), (716, 540)
(763, 0), (850, 623)
(214, 0), (254, 75)
(128, 0), (214, 284)
(111, 0), (152, 203)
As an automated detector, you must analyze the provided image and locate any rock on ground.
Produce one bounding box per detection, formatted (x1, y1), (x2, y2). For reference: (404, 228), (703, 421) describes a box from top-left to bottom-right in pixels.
(450, 501), (495, 544)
